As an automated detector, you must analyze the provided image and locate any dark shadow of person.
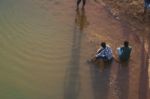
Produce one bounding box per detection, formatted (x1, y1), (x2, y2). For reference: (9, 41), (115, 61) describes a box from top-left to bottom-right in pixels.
(63, 8), (88, 99)
(90, 60), (113, 99)
(116, 61), (129, 99)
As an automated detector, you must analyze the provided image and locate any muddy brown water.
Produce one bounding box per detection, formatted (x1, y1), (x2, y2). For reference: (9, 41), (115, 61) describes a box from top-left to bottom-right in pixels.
(0, 0), (150, 99)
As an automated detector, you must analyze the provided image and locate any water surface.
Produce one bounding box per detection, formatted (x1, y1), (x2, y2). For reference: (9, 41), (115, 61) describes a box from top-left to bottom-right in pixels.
(0, 0), (75, 98)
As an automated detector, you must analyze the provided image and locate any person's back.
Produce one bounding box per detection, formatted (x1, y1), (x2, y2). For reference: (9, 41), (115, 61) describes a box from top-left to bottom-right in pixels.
(120, 46), (132, 61)
(118, 41), (132, 61)
(96, 42), (113, 61)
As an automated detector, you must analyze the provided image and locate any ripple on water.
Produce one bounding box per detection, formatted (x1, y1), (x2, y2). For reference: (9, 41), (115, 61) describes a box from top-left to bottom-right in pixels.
(0, 0), (76, 98)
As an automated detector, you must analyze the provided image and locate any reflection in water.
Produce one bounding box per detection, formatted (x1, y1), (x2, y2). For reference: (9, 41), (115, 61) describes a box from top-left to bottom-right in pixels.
(64, 9), (88, 99)
(75, 9), (88, 32)
(90, 61), (112, 99)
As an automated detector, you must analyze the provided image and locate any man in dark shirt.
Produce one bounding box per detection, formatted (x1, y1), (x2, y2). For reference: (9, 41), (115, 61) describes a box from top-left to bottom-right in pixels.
(117, 41), (132, 61)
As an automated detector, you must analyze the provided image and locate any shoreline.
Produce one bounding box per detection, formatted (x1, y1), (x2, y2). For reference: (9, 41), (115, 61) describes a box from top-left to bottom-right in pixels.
(84, 1), (150, 98)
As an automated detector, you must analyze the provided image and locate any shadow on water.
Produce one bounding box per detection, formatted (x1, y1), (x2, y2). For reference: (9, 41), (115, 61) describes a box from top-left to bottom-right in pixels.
(116, 61), (129, 99)
(139, 36), (150, 99)
(63, 9), (88, 99)
(90, 60), (113, 99)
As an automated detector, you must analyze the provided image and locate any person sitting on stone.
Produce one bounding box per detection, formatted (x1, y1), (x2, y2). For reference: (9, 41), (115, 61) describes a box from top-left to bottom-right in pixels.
(117, 41), (132, 61)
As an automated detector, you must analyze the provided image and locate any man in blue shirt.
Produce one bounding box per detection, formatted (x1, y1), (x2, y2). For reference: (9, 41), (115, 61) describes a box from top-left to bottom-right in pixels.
(117, 41), (132, 61)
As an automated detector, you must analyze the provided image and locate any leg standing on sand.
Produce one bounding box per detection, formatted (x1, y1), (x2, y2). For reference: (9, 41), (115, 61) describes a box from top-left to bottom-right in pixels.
(77, 0), (86, 10)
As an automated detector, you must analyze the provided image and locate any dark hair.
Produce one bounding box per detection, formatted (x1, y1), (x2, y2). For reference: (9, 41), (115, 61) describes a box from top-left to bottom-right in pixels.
(101, 42), (106, 48)
(124, 41), (129, 47)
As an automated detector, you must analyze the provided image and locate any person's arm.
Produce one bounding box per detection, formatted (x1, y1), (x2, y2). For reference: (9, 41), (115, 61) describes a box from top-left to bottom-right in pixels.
(96, 48), (105, 57)
(129, 47), (132, 55)
(90, 48), (104, 62)
(96, 48), (103, 54)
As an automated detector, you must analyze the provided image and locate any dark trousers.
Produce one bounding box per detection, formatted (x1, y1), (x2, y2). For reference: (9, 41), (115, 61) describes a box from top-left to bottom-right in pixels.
(144, 0), (150, 14)
(77, 0), (86, 7)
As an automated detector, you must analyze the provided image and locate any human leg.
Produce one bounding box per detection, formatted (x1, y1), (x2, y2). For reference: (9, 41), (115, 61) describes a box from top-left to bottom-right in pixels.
(144, 0), (148, 15)
(82, 0), (86, 9)
(144, 7), (147, 15)
(96, 55), (107, 60)
(77, 0), (81, 9)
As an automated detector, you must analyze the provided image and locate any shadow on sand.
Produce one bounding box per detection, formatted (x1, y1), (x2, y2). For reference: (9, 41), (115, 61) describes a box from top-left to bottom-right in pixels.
(116, 61), (129, 99)
(90, 60), (113, 99)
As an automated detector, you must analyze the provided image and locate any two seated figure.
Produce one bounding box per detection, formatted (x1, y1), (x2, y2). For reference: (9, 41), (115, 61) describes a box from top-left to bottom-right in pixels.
(93, 41), (132, 63)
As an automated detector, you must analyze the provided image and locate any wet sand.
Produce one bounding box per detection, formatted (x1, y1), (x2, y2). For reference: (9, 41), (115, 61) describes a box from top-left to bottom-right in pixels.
(78, 0), (150, 99)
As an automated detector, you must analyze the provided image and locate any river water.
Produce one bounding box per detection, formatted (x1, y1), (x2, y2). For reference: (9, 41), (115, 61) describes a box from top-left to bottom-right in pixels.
(0, 0), (75, 98)
(0, 0), (150, 99)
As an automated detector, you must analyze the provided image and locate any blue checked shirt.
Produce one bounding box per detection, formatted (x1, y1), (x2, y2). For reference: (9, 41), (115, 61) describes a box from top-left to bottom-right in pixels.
(96, 45), (113, 60)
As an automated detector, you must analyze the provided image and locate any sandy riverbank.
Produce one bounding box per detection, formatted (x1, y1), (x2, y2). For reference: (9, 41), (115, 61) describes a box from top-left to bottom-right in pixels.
(81, 1), (150, 99)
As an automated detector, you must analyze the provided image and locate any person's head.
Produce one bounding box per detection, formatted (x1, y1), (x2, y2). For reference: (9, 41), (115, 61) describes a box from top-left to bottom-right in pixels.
(101, 42), (106, 48)
(124, 41), (129, 47)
